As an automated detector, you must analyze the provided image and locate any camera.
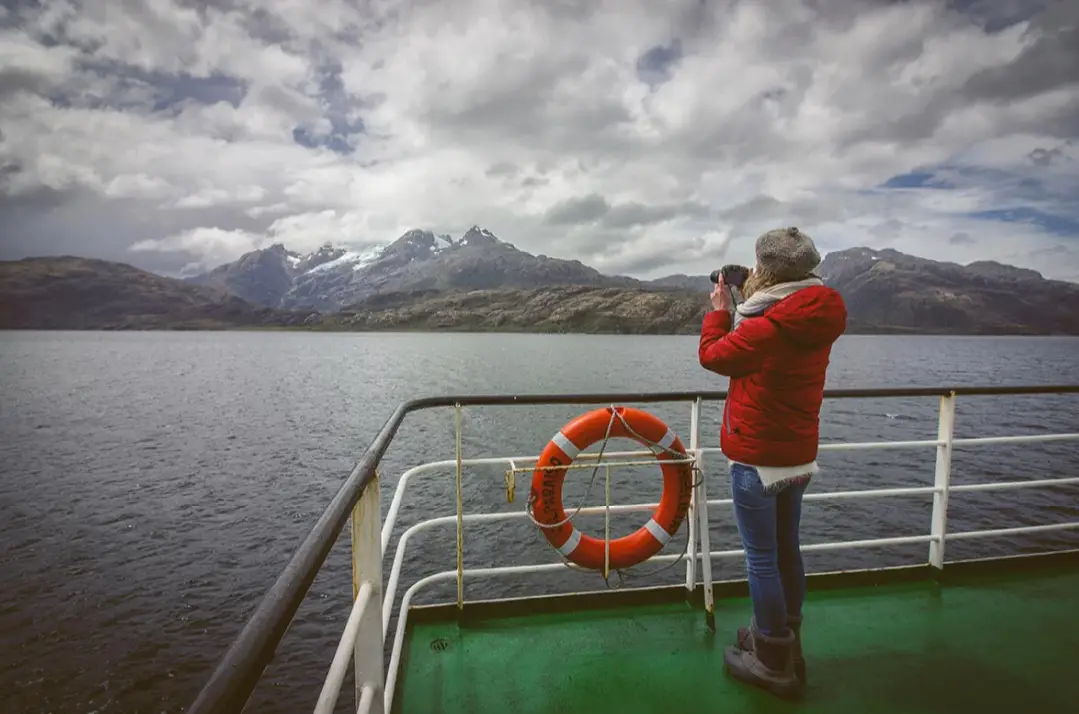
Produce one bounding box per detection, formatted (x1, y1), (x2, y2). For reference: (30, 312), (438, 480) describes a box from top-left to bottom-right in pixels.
(709, 264), (750, 288)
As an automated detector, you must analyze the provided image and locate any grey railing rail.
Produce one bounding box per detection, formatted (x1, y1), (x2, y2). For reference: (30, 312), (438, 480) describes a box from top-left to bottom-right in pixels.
(186, 384), (1079, 714)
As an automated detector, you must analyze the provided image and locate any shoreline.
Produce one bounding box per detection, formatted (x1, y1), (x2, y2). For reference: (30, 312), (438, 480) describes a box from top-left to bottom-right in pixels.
(3, 325), (1077, 337)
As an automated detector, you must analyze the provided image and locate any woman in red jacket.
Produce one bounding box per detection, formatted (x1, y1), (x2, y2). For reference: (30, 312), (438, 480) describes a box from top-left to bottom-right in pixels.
(699, 227), (847, 700)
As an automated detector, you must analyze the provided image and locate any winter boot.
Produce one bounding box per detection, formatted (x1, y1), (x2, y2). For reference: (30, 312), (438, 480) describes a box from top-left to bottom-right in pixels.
(736, 616), (805, 684)
(723, 627), (803, 700)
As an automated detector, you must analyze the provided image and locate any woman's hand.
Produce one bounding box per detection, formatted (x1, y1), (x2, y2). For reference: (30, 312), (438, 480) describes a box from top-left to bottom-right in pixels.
(711, 280), (733, 312)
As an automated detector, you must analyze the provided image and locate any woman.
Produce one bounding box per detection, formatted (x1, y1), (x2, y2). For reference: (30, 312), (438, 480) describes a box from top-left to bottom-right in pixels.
(698, 226), (847, 700)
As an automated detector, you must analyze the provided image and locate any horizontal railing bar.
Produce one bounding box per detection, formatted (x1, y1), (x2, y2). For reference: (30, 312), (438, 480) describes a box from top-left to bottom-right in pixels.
(380, 491), (947, 632)
(951, 477), (1079, 493)
(382, 507), (664, 631)
(384, 475), (1079, 619)
(802, 486), (939, 500)
(192, 383), (1079, 714)
(529, 456), (695, 472)
(400, 385), (1079, 410)
(382, 430), (1077, 551)
(952, 433), (1079, 446)
(701, 440), (944, 453)
(802, 534), (935, 551)
(382, 450), (675, 552)
(820, 439), (942, 451)
(381, 468), (1079, 632)
(945, 522), (1079, 540)
(314, 582), (373, 714)
(382, 454), (1079, 624)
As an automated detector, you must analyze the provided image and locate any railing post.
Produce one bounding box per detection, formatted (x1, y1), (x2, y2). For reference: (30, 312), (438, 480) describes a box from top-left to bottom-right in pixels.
(929, 393), (956, 570)
(685, 399), (700, 592)
(351, 473), (385, 714)
(693, 399), (715, 630)
(454, 404), (464, 609)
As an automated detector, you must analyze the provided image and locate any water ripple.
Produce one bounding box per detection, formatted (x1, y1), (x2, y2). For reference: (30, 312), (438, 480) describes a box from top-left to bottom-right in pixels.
(1, 331), (1077, 713)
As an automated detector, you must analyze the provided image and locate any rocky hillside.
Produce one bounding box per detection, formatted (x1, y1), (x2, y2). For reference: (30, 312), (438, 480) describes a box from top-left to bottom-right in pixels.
(0, 257), (315, 329)
(321, 285), (708, 334)
(648, 247), (1079, 334)
(818, 247), (1079, 334)
(645, 273), (714, 293)
(184, 242), (356, 308)
(188, 226), (642, 312)
(186, 243), (301, 307)
(5, 241), (1078, 335)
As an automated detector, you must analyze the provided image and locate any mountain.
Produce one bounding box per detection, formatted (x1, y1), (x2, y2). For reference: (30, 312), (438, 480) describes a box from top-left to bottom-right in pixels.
(645, 273), (714, 292)
(188, 226), (642, 312)
(643, 247), (1079, 334)
(0, 257), (316, 329)
(184, 242), (354, 308)
(185, 243), (302, 307)
(321, 285), (708, 334)
(5, 240), (1078, 335)
(308, 226), (642, 310)
(817, 247), (1079, 334)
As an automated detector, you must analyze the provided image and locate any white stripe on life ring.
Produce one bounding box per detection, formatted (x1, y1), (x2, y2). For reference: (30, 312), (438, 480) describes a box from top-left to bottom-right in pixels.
(644, 518), (671, 545)
(557, 527), (583, 557)
(658, 429), (677, 451)
(551, 431), (580, 459)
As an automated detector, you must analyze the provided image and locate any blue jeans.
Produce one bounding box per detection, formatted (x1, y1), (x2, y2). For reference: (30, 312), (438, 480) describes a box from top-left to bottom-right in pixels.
(730, 463), (811, 638)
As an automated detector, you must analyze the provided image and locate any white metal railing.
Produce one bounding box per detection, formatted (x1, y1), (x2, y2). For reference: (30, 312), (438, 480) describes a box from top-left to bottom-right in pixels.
(318, 392), (1079, 714)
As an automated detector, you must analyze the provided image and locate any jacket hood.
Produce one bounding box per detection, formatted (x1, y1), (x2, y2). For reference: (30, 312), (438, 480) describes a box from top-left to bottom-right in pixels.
(764, 285), (847, 347)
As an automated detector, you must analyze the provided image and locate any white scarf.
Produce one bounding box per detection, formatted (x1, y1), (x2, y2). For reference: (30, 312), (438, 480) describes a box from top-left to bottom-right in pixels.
(731, 276), (823, 330)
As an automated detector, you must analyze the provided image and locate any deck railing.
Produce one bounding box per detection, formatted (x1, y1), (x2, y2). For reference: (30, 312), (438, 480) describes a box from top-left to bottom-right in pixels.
(187, 385), (1079, 714)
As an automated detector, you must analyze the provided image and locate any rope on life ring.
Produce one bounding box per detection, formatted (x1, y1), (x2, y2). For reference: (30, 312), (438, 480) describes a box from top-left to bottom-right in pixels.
(528, 406), (695, 572)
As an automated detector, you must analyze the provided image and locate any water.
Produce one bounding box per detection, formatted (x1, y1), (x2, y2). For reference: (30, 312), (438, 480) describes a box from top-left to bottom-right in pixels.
(1, 331), (1077, 714)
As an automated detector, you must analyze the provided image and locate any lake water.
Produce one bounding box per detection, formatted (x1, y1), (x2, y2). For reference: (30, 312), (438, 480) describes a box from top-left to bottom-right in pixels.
(2, 331), (1078, 714)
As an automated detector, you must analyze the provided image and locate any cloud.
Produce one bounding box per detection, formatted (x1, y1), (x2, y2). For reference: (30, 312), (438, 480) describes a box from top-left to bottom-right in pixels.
(0, 0), (1078, 282)
(543, 194), (610, 226)
(130, 226), (264, 272)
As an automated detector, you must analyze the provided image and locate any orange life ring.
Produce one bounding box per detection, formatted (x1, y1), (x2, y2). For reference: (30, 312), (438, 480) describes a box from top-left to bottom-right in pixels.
(529, 406), (694, 570)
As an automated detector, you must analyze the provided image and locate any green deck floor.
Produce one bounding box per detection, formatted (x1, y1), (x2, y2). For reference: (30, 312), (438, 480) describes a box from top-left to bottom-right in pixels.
(393, 563), (1079, 714)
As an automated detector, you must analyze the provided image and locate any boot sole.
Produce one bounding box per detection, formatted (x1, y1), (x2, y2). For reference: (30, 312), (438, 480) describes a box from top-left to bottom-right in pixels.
(724, 648), (805, 701)
(726, 665), (805, 701)
(735, 633), (807, 685)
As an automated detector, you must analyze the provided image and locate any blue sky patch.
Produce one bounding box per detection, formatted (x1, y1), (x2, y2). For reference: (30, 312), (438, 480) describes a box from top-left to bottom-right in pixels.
(150, 73), (247, 111)
(289, 61), (366, 155)
(946, 0), (1053, 32)
(879, 171), (954, 189)
(967, 207), (1079, 237)
(636, 39), (682, 87)
(292, 124), (360, 155)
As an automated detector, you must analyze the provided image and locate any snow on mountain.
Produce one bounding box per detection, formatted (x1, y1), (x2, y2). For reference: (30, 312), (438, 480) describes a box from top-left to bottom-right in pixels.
(304, 245), (385, 274)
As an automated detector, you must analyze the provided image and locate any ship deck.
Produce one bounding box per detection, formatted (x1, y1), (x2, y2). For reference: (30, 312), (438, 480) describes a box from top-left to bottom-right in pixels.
(392, 552), (1079, 714)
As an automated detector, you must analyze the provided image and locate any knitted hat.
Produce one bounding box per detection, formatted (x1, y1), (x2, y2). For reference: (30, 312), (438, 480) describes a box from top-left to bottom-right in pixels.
(755, 226), (821, 281)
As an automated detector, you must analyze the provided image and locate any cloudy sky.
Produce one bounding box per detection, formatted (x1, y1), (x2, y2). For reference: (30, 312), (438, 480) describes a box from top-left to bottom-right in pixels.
(1, 0), (1077, 281)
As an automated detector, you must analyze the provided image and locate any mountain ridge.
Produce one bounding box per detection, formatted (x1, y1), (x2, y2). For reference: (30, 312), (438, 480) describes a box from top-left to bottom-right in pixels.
(3, 232), (1079, 334)
(0, 256), (319, 330)
(186, 225), (645, 312)
(815, 246), (1079, 334)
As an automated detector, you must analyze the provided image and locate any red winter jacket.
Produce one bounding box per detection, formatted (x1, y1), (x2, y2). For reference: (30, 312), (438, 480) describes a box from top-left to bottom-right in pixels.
(698, 285), (847, 467)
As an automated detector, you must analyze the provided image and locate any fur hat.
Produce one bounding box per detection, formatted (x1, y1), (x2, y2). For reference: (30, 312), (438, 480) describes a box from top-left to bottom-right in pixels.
(755, 226), (821, 281)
